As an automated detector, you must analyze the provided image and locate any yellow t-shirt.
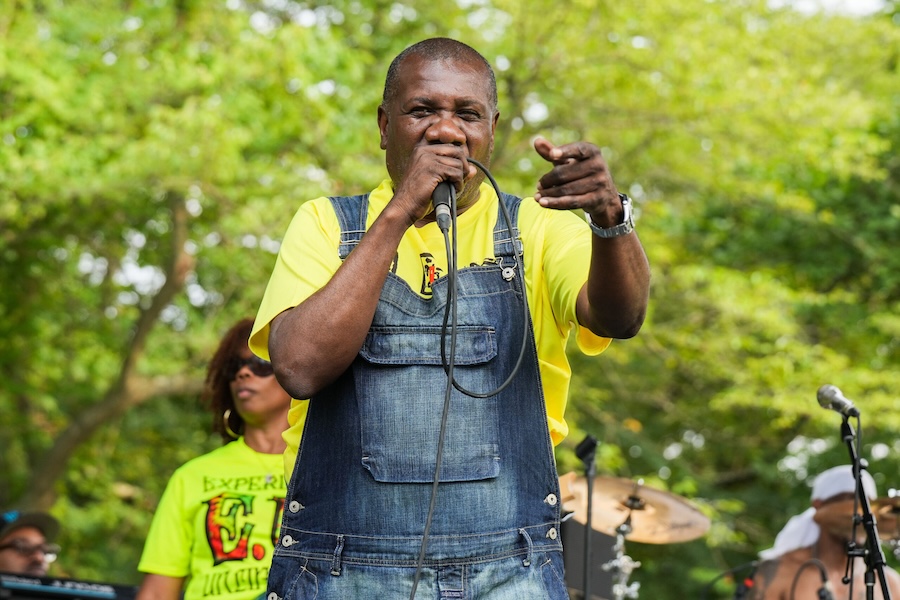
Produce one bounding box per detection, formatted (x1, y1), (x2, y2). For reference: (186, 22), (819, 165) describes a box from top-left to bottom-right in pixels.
(250, 180), (610, 481)
(137, 438), (286, 600)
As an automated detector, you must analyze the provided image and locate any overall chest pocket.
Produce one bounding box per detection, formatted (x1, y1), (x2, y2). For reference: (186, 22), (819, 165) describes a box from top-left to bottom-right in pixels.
(355, 325), (501, 483)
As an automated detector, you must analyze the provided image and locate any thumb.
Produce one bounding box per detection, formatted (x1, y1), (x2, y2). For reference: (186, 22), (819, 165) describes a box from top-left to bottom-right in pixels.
(533, 136), (561, 161)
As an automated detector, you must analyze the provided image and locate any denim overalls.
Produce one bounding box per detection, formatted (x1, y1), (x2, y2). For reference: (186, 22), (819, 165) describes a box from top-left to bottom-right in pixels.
(265, 193), (569, 599)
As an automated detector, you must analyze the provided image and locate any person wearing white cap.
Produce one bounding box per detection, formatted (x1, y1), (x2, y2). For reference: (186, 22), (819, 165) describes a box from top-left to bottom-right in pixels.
(749, 465), (900, 599)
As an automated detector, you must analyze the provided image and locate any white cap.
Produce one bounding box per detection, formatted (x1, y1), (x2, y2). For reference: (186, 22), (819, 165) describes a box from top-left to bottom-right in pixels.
(812, 465), (876, 501)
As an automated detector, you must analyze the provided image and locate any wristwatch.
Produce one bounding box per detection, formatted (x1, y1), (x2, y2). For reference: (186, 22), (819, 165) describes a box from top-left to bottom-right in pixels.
(586, 193), (634, 238)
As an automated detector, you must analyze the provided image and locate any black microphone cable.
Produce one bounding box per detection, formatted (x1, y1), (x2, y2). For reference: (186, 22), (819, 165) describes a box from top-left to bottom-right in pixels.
(789, 558), (834, 600)
(439, 158), (530, 398)
(409, 160), (529, 599)
(698, 560), (759, 600)
(409, 187), (458, 599)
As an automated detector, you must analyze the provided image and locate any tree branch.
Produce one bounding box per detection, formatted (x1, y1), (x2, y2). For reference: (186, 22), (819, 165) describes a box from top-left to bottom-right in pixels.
(20, 192), (196, 510)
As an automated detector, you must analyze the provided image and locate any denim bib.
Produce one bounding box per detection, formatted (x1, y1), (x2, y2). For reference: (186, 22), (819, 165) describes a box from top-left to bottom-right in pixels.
(267, 193), (569, 599)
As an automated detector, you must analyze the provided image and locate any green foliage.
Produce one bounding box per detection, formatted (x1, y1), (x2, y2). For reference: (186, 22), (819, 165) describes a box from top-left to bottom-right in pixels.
(2, 0), (899, 596)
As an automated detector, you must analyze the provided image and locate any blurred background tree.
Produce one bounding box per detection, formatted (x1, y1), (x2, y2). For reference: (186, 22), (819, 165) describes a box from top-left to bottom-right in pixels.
(1, 0), (898, 596)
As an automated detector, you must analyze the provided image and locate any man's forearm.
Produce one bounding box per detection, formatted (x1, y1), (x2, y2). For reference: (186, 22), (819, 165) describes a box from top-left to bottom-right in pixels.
(268, 205), (413, 398)
(578, 231), (650, 339)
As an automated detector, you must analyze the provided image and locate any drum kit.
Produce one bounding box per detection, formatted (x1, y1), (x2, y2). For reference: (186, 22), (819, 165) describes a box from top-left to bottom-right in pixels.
(558, 471), (711, 600)
(558, 473), (900, 600)
(873, 495), (900, 560)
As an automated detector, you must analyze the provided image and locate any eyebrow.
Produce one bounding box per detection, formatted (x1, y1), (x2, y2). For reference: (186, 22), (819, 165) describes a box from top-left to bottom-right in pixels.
(405, 96), (487, 109)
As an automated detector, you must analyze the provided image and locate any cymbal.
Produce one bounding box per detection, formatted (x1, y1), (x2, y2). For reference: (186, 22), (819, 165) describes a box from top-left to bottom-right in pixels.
(872, 497), (900, 539)
(559, 472), (710, 544)
(873, 496), (900, 512)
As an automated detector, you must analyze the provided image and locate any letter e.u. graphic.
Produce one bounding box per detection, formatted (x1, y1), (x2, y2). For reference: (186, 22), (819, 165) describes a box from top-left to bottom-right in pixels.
(205, 493), (255, 565)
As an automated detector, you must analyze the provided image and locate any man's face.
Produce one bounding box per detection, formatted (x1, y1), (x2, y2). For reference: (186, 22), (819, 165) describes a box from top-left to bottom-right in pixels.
(813, 492), (866, 543)
(378, 54), (499, 209)
(0, 526), (54, 576)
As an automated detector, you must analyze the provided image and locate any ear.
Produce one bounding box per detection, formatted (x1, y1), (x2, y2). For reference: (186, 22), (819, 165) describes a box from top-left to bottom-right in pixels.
(488, 110), (500, 155)
(377, 105), (389, 150)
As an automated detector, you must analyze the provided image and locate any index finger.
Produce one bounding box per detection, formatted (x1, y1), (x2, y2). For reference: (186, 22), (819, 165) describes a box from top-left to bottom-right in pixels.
(533, 136), (561, 162)
(547, 141), (595, 162)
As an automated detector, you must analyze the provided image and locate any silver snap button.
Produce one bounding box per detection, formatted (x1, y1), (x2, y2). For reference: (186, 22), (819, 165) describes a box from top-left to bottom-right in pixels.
(547, 527), (558, 540)
(267, 594), (279, 600)
(289, 500), (302, 513)
(282, 534), (295, 547)
(502, 266), (516, 281)
(545, 493), (558, 506)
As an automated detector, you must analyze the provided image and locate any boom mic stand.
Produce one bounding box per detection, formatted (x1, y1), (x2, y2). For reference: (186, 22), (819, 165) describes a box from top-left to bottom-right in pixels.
(576, 435), (599, 600)
(840, 416), (892, 600)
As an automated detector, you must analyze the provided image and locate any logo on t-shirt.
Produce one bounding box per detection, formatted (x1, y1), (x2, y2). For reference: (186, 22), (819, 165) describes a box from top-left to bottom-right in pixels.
(204, 493), (285, 565)
(420, 253), (444, 296)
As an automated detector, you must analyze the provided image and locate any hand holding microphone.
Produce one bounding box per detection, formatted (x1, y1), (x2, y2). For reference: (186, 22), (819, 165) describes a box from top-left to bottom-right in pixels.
(433, 181), (454, 232)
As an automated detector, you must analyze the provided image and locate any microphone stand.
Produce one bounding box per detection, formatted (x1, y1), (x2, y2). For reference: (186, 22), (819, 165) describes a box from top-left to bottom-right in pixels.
(840, 416), (892, 600)
(576, 435), (599, 600)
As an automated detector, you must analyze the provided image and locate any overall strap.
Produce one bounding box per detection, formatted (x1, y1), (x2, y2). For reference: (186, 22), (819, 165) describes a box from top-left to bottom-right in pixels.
(331, 191), (522, 260)
(329, 194), (370, 260)
(493, 192), (524, 259)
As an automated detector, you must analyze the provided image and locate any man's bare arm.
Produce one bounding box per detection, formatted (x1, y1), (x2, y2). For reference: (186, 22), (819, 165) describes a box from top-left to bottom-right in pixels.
(533, 138), (650, 338)
(269, 142), (473, 399)
(749, 560), (783, 600)
(269, 202), (412, 400)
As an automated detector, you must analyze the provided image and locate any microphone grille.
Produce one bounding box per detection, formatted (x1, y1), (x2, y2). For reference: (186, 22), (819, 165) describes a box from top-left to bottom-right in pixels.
(817, 384), (837, 407)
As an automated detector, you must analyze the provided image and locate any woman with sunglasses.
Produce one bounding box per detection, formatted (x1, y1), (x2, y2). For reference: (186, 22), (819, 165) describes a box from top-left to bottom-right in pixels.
(136, 318), (292, 600)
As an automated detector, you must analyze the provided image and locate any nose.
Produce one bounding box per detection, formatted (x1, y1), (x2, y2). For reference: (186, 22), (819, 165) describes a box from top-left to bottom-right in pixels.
(425, 113), (466, 146)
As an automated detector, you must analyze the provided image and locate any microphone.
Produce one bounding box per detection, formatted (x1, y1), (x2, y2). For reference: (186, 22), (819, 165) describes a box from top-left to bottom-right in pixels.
(433, 181), (453, 231)
(817, 384), (860, 418)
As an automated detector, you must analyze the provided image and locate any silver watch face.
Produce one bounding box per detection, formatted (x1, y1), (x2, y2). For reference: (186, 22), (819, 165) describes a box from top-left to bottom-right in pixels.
(617, 194), (633, 222)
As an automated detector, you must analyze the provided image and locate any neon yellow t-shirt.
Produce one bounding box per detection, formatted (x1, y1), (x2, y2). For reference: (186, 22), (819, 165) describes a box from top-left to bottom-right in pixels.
(250, 180), (611, 481)
(138, 438), (286, 600)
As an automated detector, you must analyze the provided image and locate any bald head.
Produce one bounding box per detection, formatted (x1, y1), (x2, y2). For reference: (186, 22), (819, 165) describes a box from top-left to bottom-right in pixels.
(382, 38), (498, 111)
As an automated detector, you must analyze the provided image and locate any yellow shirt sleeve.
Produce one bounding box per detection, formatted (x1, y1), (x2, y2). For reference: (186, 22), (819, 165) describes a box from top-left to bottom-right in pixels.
(249, 197), (342, 360)
(517, 198), (611, 444)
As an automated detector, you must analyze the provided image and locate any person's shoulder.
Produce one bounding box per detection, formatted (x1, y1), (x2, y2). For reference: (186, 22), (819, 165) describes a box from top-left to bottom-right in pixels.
(291, 183), (388, 230)
(173, 442), (242, 473)
(517, 198), (587, 235)
(885, 562), (900, 593)
(293, 195), (340, 221)
(775, 546), (814, 568)
(751, 553), (810, 599)
(516, 200), (591, 263)
(753, 557), (786, 579)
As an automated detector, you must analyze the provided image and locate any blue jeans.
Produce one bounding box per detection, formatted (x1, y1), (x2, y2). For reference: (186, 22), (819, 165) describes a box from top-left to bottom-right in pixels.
(267, 548), (567, 599)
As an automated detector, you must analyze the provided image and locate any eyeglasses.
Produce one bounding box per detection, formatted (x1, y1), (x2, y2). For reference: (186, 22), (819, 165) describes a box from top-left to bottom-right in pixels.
(0, 539), (60, 563)
(226, 355), (275, 381)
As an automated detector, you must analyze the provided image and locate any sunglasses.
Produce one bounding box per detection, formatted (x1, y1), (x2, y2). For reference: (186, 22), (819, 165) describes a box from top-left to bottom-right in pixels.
(226, 355), (275, 381)
(0, 539), (60, 563)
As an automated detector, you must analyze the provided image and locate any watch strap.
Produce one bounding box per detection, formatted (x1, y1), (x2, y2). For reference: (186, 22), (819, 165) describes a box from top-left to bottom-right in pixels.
(586, 193), (634, 238)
